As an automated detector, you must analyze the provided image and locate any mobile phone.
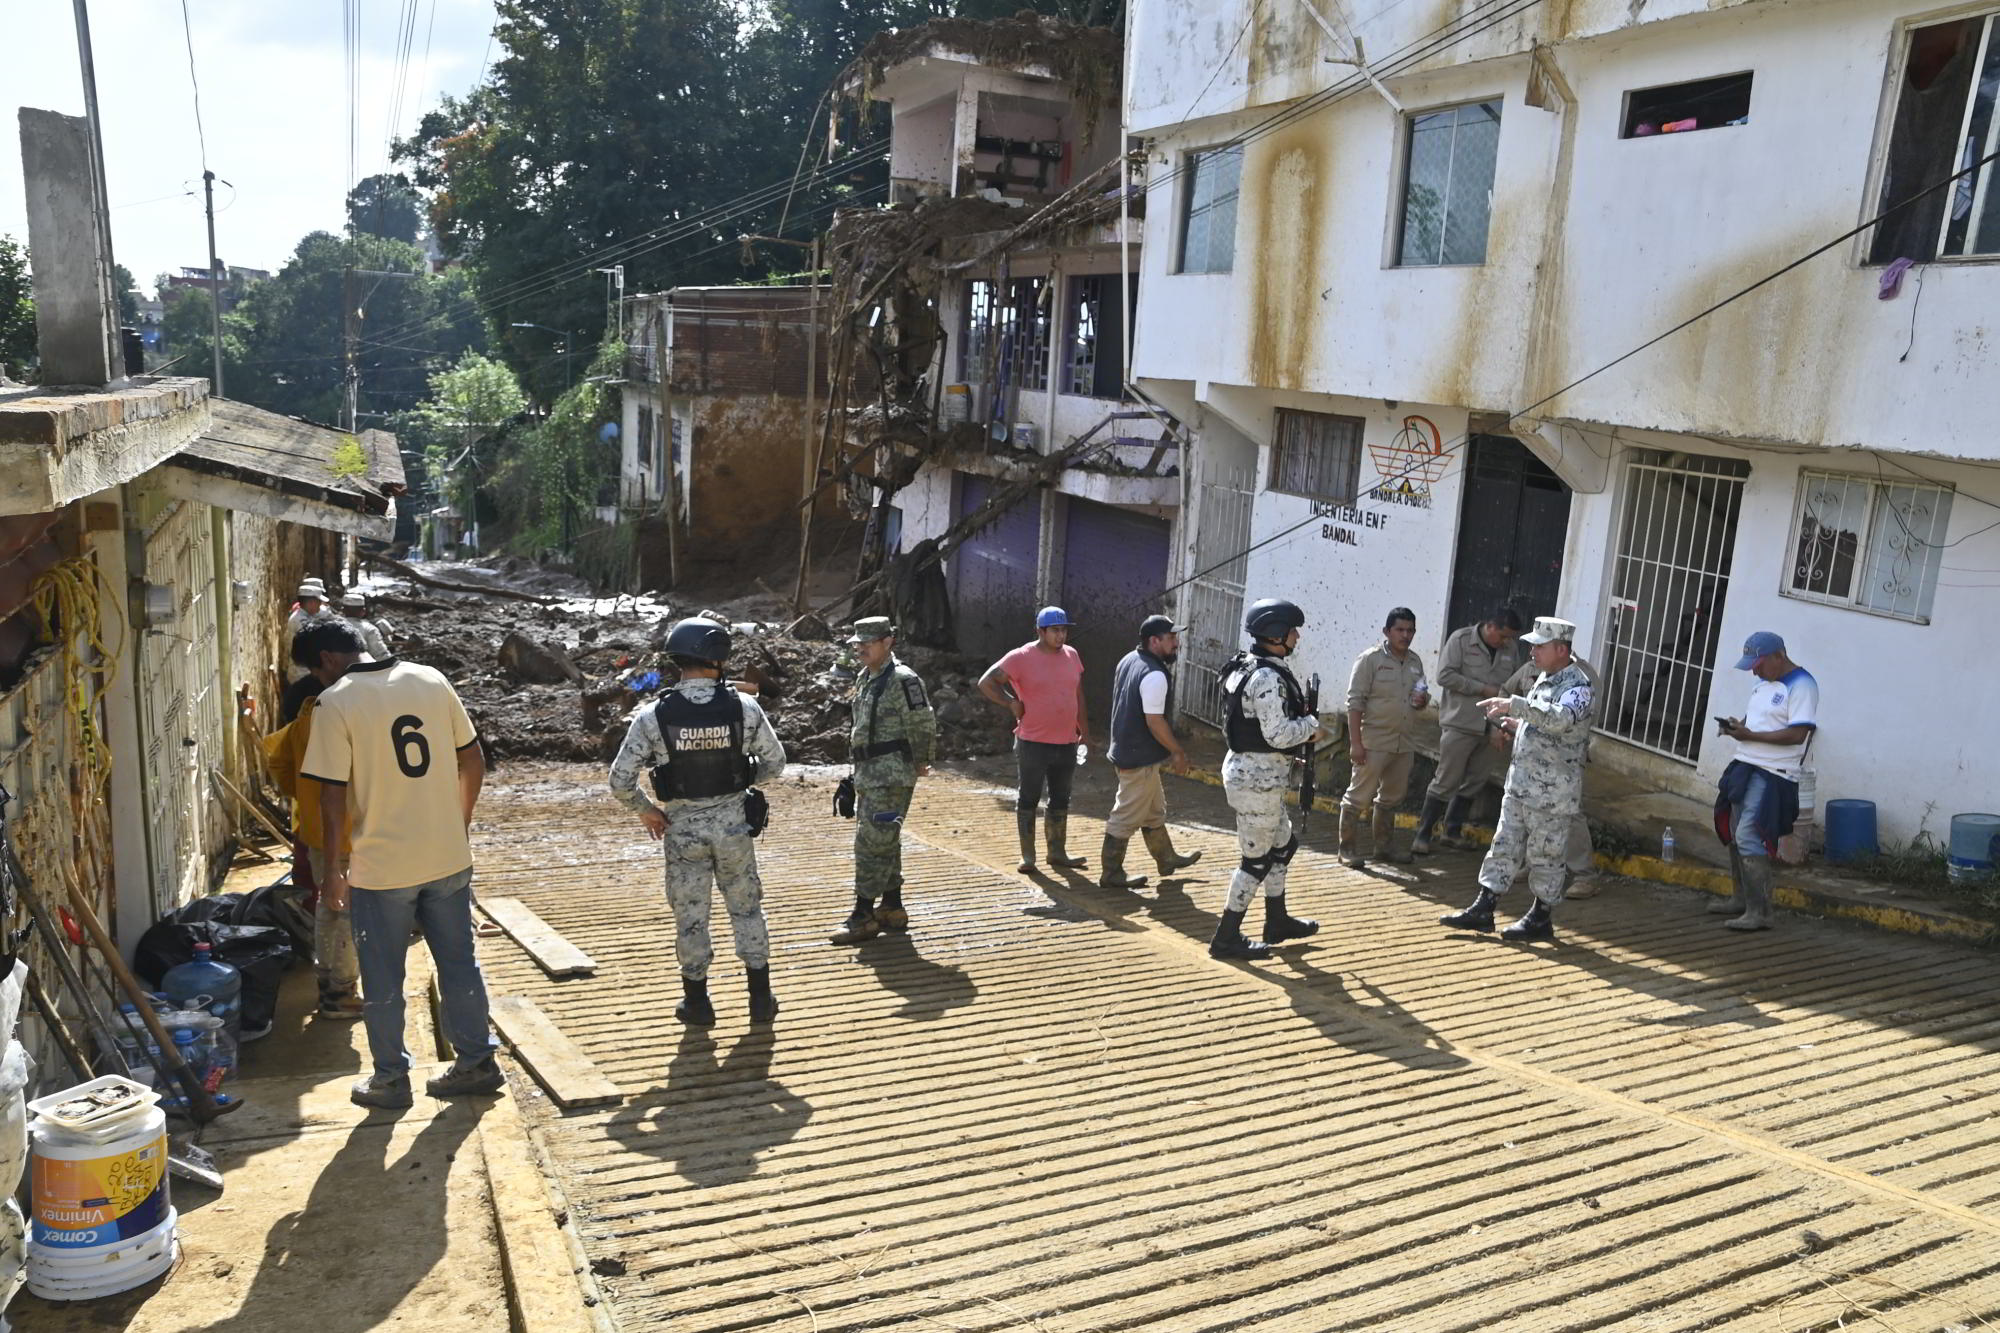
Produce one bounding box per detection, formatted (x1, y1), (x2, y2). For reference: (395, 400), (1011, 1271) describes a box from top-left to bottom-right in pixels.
(1714, 716), (1731, 732)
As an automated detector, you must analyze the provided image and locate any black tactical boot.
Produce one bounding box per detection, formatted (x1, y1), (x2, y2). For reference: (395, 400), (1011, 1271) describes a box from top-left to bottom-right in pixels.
(1098, 835), (1149, 890)
(747, 966), (778, 1023)
(1141, 825), (1201, 874)
(876, 887), (910, 931)
(1208, 908), (1274, 961)
(830, 896), (881, 945)
(1440, 887), (1499, 932)
(1708, 848), (1747, 915)
(1411, 795), (1448, 856)
(1500, 898), (1556, 942)
(1015, 810), (1038, 873)
(1045, 813), (1087, 869)
(1262, 893), (1320, 944)
(676, 976), (716, 1027)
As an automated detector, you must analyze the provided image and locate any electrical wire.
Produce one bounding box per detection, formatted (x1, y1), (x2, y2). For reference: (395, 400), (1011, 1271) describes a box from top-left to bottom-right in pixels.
(176, 0), (209, 171)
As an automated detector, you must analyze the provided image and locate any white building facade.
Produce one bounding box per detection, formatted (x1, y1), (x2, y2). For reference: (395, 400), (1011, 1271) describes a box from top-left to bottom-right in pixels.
(1126, 0), (2000, 843)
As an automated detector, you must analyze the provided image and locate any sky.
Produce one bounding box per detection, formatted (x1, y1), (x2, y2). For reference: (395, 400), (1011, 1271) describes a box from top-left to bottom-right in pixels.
(1, 0), (499, 298)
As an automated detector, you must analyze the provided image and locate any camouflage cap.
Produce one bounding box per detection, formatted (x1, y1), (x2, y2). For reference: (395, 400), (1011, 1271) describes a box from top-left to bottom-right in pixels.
(846, 616), (896, 645)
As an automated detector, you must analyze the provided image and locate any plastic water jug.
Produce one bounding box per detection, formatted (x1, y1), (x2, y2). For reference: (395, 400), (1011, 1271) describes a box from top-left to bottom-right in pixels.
(160, 944), (240, 1031)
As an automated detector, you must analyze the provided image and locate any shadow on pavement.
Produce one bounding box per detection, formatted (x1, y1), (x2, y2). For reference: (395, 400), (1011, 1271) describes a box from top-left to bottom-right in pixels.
(852, 932), (979, 1019)
(606, 1027), (811, 1188)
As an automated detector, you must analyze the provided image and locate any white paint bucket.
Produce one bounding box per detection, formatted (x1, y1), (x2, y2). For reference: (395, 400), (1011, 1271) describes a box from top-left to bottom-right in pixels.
(24, 1211), (176, 1301)
(26, 1101), (171, 1291)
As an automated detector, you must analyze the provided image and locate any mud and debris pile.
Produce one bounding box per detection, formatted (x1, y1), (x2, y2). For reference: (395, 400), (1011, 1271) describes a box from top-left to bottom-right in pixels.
(362, 558), (1015, 766)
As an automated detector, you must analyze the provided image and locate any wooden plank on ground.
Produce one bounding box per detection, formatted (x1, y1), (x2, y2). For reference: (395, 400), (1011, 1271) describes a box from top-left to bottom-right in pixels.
(490, 996), (623, 1110)
(479, 897), (597, 977)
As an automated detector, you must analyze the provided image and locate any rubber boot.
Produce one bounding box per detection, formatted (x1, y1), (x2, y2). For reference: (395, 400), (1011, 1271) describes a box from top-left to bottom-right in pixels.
(1045, 813), (1087, 869)
(1724, 855), (1775, 931)
(1500, 898), (1556, 942)
(1338, 806), (1367, 869)
(1708, 848), (1747, 914)
(1440, 795), (1473, 850)
(1440, 887), (1498, 932)
(1098, 835), (1150, 889)
(1262, 892), (1319, 944)
(1141, 825), (1202, 875)
(830, 896), (881, 945)
(747, 966), (778, 1023)
(1375, 808), (1414, 865)
(1015, 810), (1038, 873)
(875, 887), (910, 931)
(1411, 795), (1447, 856)
(676, 976), (716, 1027)
(1208, 908), (1274, 961)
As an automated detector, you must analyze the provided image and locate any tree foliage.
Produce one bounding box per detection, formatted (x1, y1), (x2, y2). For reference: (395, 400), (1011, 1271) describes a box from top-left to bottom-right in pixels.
(398, 0), (1106, 403)
(0, 236), (33, 380)
(111, 263), (140, 327)
(347, 173), (426, 245)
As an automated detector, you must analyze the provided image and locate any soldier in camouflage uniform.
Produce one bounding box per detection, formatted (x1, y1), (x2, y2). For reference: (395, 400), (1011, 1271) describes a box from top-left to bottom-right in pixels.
(1439, 616), (1593, 943)
(610, 617), (787, 1025)
(831, 617), (937, 946)
(1212, 598), (1328, 961)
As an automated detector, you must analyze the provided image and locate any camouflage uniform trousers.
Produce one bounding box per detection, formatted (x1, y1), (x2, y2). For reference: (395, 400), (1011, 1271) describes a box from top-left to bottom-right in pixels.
(662, 798), (769, 981)
(1478, 794), (1572, 907)
(1222, 780), (1297, 914)
(854, 785), (915, 901)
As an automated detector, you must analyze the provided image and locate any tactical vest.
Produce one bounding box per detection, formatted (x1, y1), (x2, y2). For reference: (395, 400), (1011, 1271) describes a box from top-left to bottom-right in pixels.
(1107, 648), (1173, 769)
(1222, 651), (1306, 754)
(649, 689), (755, 800)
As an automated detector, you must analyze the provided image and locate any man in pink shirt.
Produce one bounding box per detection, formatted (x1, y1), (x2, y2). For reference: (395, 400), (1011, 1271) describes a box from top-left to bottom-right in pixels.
(979, 607), (1090, 874)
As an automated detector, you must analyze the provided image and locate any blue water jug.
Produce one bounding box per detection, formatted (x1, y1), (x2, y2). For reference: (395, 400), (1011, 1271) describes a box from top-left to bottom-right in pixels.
(161, 942), (243, 1036)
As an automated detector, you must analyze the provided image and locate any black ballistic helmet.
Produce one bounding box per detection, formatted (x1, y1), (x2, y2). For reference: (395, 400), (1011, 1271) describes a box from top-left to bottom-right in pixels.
(1243, 598), (1306, 641)
(664, 616), (732, 665)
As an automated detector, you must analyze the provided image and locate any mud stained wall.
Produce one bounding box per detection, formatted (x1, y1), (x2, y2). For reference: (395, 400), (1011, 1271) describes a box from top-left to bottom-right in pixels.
(686, 396), (812, 568)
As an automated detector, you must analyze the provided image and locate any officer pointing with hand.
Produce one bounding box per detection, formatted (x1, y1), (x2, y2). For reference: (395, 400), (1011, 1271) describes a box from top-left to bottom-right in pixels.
(609, 617), (787, 1026)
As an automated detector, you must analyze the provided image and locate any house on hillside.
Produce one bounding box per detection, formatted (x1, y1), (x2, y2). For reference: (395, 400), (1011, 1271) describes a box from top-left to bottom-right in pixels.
(1126, 0), (2000, 843)
(827, 13), (1181, 706)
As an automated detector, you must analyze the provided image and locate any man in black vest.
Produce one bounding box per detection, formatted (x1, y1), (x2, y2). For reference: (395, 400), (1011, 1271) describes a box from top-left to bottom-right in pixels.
(609, 617), (788, 1026)
(1100, 615), (1203, 889)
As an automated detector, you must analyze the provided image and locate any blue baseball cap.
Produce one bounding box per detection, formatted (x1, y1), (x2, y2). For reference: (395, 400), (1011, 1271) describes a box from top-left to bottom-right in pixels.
(1036, 606), (1072, 629)
(1735, 631), (1785, 670)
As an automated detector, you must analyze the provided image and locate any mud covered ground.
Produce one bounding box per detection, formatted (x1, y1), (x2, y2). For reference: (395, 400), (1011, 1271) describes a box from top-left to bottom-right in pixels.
(360, 557), (1016, 767)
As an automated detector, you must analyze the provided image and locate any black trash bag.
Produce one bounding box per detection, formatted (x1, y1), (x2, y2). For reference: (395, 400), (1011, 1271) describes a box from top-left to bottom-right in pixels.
(133, 894), (299, 1035)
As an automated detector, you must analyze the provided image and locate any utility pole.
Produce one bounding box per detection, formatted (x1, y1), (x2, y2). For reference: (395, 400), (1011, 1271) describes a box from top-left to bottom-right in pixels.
(203, 172), (225, 394)
(596, 265), (625, 336)
(345, 268), (419, 431)
(794, 237), (821, 614)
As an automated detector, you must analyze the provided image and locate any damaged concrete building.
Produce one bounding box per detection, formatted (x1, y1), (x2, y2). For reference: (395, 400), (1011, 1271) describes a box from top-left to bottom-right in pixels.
(1124, 0), (2000, 845)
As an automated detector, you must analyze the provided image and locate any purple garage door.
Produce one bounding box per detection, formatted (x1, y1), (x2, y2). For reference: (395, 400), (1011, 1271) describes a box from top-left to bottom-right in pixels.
(951, 473), (1042, 665)
(1060, 497), (1171, 732)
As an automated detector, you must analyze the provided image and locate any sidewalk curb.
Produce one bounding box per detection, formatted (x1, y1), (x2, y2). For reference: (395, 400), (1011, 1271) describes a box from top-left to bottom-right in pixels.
(479, 1073), (615, 1333)
(1180, 767), (1994, 946)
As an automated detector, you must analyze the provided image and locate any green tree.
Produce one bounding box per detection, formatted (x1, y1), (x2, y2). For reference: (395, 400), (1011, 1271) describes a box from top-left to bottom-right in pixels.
(159, 286), (251, 389)
(346, 173), (425, 245)
(0, 236), (33, 379)
(111, 263), (140, 327)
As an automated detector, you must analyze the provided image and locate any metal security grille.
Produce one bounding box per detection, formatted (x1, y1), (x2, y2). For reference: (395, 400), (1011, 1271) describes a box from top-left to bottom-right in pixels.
(1182, 465), (1254, 728)
(1597, 449), (1749, 761)
(1269, 409), (1362, 505)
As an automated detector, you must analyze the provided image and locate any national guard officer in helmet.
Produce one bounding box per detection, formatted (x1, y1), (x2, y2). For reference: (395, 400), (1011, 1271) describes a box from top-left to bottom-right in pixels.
(1213, 598), (1327, 960)
(609, 616), (787, 1025)
(831, 617), (937, 945)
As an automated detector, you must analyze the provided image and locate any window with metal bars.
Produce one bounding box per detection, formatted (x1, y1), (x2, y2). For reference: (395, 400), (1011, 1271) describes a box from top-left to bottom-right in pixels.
(1786, 469), (1952, 622)
(1179, 145), (1243, 274)
(1064, 273), (1134, 399)
(962, 279), (999, 382)
(1397, 100), (1503, 267)
(1002, 276), (1051, 393)
(1268, 409), (1363, 504)
(1869, 11), (2000, 263)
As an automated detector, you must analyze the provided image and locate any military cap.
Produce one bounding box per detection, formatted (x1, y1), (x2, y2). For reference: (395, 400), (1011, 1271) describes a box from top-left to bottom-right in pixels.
(846, 616), (896, 645)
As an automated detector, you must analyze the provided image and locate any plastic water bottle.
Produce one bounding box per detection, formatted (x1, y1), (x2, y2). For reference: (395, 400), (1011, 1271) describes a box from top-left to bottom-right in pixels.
(161, 943), (241, 1029)
(1661, 825), (1677, 863)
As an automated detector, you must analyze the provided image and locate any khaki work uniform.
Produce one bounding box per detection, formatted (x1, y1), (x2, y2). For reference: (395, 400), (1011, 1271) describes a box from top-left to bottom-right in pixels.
(1341, 642), (1427, 816)
(1427, 624), (1527, 804)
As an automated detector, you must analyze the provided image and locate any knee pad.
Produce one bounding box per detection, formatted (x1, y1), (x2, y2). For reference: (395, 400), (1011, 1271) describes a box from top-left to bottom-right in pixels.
(1237, 849), (1277, 882)
(1271, 834), (1300, 866)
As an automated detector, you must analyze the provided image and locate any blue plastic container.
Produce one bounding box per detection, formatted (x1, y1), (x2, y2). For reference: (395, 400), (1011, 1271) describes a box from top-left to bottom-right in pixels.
(1823, 799), (1878, 863)
(1947, 813), (2000, 884)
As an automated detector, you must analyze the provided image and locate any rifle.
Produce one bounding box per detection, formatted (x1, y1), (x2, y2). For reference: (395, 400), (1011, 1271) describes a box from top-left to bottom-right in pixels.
(1297, 673), (1321, 832)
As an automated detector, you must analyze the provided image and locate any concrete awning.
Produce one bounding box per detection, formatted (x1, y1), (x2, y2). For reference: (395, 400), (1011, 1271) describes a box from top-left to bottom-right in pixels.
(161, 398), (406, 539)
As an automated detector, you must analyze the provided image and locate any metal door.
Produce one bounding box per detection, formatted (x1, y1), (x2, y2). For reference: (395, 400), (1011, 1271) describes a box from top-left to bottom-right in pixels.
(1445, 435), (1572, 633)
(1059, 498), (1171, 724)
(137, 498), (227, 914)
(1596, 449), (1749, 761)
(1183, 463), (1254, 728)
(950, 473), (1042, 666)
